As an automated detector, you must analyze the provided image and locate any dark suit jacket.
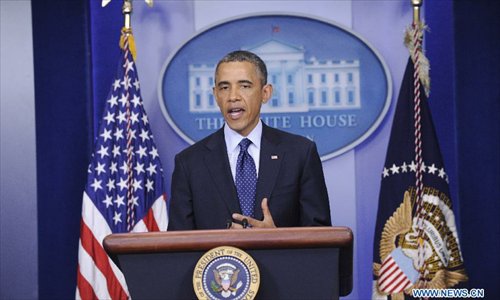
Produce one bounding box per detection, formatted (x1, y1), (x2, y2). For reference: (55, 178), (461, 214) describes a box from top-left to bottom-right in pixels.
(168, 123), (331, 230)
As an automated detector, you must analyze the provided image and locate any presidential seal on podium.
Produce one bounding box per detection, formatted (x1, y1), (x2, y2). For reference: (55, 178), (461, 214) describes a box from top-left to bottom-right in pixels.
(193, 246), (260, 300)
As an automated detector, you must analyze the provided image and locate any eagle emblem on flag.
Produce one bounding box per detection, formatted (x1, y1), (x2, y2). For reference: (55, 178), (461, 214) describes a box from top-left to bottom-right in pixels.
(373, 190), (467, 299)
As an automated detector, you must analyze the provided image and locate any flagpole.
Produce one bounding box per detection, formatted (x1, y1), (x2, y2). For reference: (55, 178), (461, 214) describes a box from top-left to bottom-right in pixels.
(410, 0), (428, 288)
(411, 0), (422, 25)
(101, 0), (154, 28)
(122, 0), (132, 29)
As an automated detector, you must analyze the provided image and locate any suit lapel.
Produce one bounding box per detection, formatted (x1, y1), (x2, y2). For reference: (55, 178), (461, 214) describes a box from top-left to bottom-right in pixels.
(254, 125), (284, 221)
(203, 129), (241, 215)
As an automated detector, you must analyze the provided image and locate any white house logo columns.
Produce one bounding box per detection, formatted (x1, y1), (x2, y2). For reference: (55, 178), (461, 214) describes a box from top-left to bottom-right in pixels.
(188, 40), (361, 114)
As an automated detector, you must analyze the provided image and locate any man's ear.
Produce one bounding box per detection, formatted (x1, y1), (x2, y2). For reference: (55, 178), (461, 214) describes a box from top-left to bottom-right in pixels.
(262, 84), (273, 104)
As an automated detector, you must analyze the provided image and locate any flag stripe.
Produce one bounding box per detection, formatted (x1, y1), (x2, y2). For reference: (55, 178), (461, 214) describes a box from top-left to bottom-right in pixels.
(142, 206), (160, 232)
(152, 194), (168, 231)
(387, 273), (410, 294)
(77, 239), (113, 300)
(79, 191), (129, 299)
(130, 196), (167, 232)
(81, 191), (111, 242)
(379, 261), (398, 286)
(381, 272), (404, 292)
(80, 221), (128, 299)
(380, 257), (396, 274)
(76, 266), (98, 300)
(140, 195), (167, 232)
(132, 219), (148, 232)
(379, 270), (401, 291)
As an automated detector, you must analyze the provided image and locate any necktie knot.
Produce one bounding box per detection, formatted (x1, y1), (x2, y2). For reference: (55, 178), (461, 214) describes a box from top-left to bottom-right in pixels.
(239, 138), (252, 153)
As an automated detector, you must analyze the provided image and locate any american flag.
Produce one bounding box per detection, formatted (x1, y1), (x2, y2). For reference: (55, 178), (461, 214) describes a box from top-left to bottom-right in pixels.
(76, 30), (168, 300)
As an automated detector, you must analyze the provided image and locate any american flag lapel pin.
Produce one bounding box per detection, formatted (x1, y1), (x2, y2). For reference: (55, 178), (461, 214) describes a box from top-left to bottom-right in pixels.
(271, 155), (279, 160)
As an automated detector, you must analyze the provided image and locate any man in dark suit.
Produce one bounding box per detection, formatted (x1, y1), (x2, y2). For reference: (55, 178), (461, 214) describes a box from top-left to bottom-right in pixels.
(168, 50), (331, 230)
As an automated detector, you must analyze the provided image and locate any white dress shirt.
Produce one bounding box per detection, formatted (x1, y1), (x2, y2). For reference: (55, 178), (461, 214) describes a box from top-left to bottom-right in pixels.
(224, 120), (262, 181)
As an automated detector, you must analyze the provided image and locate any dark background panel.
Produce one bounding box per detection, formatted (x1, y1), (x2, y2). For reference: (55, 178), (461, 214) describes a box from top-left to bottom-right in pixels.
(31, 1), (92, 298)
(453, 0), (500, 295)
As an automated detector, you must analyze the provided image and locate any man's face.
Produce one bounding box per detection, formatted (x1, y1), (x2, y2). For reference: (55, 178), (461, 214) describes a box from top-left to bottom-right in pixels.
(214, 61), (272, 137)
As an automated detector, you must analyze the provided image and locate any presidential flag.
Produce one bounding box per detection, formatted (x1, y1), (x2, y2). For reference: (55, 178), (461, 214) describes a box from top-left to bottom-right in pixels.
(372, 23), (467, 299)
(76, 28), (168, 300)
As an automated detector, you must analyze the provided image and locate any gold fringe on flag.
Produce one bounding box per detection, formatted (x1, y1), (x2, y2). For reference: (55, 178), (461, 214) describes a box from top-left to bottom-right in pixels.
(404, 22), (430, 97)
(119, 27), (137, 61)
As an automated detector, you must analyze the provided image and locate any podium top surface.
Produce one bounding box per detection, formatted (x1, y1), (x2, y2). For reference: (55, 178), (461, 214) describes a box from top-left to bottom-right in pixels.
(104, 226), (352, 253)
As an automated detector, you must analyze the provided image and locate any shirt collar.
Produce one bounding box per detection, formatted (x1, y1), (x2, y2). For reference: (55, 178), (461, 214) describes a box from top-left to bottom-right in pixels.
(224, 120), (262, 152)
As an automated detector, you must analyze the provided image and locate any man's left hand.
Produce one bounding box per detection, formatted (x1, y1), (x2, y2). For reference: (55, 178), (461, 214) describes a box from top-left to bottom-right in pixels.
(231, 198), (276, 229)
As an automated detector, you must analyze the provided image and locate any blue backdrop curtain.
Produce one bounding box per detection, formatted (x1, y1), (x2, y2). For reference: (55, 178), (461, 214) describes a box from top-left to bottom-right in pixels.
(453, 0), (500, 296)
(31, 0), (128, 297)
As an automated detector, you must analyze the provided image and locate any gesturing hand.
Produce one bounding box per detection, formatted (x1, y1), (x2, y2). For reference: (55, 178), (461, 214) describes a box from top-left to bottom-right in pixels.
(231, 198), (276, 229)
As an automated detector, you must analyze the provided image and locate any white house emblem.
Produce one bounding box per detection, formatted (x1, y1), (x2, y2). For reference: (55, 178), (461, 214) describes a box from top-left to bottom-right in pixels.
(160, 14), (391, 160)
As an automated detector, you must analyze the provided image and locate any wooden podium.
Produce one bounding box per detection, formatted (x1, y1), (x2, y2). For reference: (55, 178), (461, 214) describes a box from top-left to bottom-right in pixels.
(104, 227), (353, 299)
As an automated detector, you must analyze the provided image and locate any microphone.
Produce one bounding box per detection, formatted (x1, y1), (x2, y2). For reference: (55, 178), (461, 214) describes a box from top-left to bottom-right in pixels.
(242, 218), (249, 229)
(225, 219), (232, 229)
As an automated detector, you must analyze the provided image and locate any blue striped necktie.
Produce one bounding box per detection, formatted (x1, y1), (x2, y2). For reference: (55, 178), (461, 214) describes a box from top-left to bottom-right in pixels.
(235, 138), (257, 217)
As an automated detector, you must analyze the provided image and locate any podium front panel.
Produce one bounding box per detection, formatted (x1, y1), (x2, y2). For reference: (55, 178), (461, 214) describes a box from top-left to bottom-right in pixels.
(117, 248), (339, 300)
(105, 227), (353, 299)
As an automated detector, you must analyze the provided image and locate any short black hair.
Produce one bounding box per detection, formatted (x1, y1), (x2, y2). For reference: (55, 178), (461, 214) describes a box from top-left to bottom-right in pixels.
(215, 50), (268, 86)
